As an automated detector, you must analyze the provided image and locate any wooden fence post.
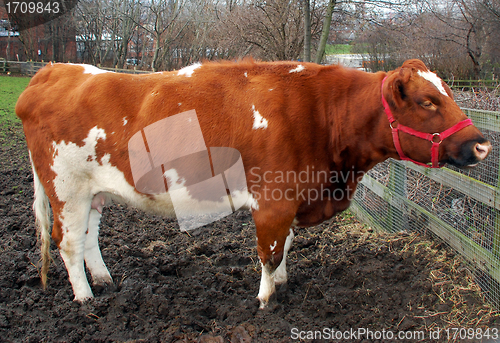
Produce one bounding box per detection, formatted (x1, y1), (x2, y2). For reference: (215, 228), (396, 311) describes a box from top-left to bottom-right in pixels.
(387, 160), (407, 232)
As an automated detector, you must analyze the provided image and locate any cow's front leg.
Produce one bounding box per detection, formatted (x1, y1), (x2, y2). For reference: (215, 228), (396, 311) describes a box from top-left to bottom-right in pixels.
(274, 228), (294, 284)
(253, 206), (297, 309)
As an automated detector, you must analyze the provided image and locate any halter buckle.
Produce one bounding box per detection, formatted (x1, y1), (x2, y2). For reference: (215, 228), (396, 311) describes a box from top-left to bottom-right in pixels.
(432, 133), (442, 144)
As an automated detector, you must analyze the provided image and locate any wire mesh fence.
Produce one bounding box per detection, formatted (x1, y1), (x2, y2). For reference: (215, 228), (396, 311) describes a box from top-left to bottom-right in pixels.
(351, 109), (500, 308)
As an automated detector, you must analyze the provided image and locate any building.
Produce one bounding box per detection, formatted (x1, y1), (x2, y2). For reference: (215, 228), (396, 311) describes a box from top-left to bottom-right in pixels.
(0, 6), (76, 62)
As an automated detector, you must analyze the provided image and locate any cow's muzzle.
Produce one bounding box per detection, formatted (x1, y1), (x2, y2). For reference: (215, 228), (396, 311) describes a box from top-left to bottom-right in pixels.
(474, 141), (492, 161)
(447, 138), (492, 168)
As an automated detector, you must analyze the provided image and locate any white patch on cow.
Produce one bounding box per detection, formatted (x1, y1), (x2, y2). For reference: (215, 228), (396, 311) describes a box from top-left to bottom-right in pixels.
(274, 228), (294, 284)
(177, 62), (202, 77)
(50, 126), (178, 301)
(270, 240), (277, 252)
(81, 64), (109, 75)
(225, 189), (253, 211)
(257, 262), (275, 309)
(178, 103), (182, 106)
(123, 117), (128, 126)
(162, 168), (237, 231)
(163, 168), (187, 187)
(68, 63), (110, 75)
(269, 88), (274, 91)
(247, 193), (259, 210)
(289, 65), (305, 73)
(417, 70), (448, 96)
(252, 105), (268, 130)
(244, 72), (248, 77)
(284, 228), (294, 251)
(162, 168), (228, 214)
(51, 127), (176, 217)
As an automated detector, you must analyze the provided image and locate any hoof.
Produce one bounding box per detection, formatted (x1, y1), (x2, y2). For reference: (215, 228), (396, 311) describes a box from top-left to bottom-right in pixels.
(257, 291), (277, 309)
(258, 297), (268, 309)
(73, 294), (93, 303)
(274, 275), (287, 285)
(93, 282), (116, 295)
(92, 275), (113, 286)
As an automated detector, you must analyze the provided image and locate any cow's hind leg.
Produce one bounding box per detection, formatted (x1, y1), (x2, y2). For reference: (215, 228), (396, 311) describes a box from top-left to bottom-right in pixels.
(84, 209), (113, 287)
(55, 201), (94, 302)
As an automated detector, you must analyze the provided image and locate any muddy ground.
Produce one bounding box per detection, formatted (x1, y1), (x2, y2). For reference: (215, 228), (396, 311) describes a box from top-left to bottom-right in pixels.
(0, 123), (498, 343)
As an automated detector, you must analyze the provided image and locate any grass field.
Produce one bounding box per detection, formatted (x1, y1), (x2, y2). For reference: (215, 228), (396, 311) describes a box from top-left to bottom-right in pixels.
(325, 44), (352, 55)
(0, 75), (30, 123)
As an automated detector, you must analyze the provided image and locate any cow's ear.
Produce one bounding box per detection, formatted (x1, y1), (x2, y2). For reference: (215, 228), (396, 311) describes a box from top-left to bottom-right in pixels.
(388, 67), (412, 108)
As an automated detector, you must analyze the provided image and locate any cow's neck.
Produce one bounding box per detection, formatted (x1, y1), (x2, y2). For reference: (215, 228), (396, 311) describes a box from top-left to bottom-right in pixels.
(328, 70), (395, 175)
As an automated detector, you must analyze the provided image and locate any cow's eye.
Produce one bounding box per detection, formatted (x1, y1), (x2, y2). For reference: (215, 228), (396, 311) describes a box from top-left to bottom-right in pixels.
(420, 100), (436, 110)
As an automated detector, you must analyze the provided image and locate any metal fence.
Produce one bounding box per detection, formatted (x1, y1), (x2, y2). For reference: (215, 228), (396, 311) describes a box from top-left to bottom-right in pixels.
(351, 108), (500, 308)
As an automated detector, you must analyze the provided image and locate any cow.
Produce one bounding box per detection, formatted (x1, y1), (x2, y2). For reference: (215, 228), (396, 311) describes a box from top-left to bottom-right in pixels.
(16, 59), (491, 309)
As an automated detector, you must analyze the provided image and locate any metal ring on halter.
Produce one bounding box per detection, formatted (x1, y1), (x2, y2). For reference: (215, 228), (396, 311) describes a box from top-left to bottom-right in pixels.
(432, 133), (442, 144)
(389, 121), (397, 130)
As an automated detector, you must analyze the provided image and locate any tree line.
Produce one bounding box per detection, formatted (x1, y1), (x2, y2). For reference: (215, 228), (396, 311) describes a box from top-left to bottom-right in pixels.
(6, 0), (500, 79)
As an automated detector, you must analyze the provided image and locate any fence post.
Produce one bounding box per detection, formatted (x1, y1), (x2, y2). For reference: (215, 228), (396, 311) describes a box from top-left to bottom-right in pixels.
(387, 160), (407, 232)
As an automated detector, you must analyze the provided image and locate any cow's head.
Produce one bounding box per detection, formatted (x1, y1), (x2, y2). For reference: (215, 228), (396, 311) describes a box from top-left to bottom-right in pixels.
(382, 59), (491, 168)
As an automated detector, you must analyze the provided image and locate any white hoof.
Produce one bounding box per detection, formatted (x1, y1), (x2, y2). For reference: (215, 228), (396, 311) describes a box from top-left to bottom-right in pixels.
(257, 296), (268, 309)
(73, 293), (93, 303)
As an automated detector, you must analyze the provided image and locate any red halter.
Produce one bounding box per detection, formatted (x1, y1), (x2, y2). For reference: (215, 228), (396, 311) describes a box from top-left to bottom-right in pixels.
(381, 76), (473, 168)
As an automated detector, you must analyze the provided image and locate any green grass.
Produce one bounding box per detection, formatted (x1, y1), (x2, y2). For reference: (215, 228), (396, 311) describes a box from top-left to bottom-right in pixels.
(325, 44), (352, 55)
(0, 75), (30, 123)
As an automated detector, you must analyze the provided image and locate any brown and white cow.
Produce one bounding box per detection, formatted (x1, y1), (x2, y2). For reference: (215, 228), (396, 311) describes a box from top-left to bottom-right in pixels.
(16, 59), (491, 308)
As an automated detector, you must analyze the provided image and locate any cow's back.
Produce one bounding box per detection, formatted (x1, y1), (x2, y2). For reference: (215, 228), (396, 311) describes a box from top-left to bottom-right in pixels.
(17, 61), (333, 185)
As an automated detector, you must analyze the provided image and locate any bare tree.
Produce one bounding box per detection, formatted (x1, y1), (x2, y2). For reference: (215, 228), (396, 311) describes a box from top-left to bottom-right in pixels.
(409, 0), (493, 78)
(223, 0), (306, 60)
(315, 0), (336, 63)
(75, 0), (113, 64)
(442, 1), (485, 78)
(303, 0), (311, 61)
(137, 0), (186, 71)
(111, 0), (140, 68)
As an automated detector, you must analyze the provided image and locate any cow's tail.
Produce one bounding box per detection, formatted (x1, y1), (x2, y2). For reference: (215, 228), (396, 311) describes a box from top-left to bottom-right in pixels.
(31, 158), (51, 289)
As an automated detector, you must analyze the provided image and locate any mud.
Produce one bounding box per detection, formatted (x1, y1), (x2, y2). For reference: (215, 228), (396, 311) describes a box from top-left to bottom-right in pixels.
(0, 124), (498, 342)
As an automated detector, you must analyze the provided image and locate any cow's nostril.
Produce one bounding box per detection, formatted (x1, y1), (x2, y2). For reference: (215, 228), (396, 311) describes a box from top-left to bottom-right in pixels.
(474, 141), (492, 160)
